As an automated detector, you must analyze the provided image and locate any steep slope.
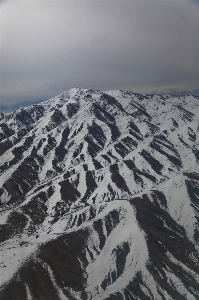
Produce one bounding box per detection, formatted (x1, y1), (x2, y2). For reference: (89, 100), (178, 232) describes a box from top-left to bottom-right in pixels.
(0, 88), (199, 299)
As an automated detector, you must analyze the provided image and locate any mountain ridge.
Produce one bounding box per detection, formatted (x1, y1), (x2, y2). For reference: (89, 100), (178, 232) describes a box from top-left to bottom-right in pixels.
(0, 88), (199, 299)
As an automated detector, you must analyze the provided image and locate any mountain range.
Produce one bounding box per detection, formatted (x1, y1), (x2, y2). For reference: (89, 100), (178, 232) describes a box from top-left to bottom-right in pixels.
(0, 88), (199, 299)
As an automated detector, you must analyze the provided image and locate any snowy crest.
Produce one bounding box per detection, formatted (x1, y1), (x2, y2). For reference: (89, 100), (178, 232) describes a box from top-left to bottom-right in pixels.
(0, 89), (199, 299)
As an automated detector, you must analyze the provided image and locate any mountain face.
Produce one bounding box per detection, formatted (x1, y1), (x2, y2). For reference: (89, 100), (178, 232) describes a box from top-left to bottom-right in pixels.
(0, 88), (199, 299)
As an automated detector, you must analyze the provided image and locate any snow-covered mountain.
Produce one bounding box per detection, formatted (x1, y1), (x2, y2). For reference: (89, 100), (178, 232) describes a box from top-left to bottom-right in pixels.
(0, 88), (199, 299)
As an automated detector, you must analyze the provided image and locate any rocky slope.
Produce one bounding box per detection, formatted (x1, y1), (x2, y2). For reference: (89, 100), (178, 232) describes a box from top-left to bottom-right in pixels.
(0, 88), (199, 299)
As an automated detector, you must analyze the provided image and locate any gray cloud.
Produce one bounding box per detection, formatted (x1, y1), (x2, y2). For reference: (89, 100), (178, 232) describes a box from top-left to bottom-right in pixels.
(1, 0), (199, 110)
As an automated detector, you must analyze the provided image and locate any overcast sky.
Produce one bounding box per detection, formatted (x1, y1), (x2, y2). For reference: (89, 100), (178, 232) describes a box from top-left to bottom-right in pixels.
(0, 0), (199, 111)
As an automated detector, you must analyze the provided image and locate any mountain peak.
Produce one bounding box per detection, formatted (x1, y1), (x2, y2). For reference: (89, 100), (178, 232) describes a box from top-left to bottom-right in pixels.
(0, 89), (199, 299)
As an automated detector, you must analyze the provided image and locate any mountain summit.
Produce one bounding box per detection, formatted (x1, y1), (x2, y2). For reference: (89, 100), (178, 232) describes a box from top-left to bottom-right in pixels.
(0, 88), (199, 299)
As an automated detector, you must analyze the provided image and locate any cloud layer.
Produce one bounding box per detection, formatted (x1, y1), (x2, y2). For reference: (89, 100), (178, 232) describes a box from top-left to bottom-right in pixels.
(1, 0), (199, 109)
